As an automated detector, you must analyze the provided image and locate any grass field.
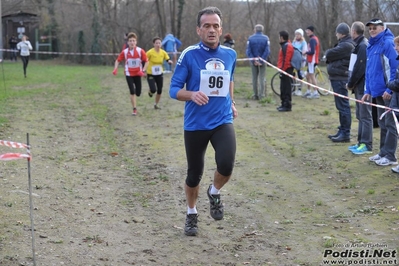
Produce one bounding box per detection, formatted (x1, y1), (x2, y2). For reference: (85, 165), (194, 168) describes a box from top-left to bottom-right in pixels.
(0, 60), (398, 266)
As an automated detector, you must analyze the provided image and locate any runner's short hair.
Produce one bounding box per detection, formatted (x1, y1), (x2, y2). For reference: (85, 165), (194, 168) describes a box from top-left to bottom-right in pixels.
(127, 32), (137, 40)
(152, 37), (162, 43)
(197, 6), (222, 27)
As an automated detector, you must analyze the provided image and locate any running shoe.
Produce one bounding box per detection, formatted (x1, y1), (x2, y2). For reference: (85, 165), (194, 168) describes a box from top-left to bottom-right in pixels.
(294, 90), (302, 96)
(184, 214), (198, 236)
(375, 157), (398, 166)
(391, 165), (399, 173)
(302, 91), (311, 98)
(154, 104), (161, 110)
(307, 92), (320, 99)
(348, 144), (359, 151)
(132, 108), (137, 116)
(351, 144), (372, 155)
(207, 184), (224, 220)
(369, 154), (382, 162)
(148, 92), (153, 98)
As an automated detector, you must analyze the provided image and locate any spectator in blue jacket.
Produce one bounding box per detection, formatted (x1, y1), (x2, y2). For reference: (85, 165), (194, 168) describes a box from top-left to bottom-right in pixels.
(388, 35), (399, 173)
(162, 34), (182, 73)
(361, 19), (399, 166)
(246, 24), (270, 100)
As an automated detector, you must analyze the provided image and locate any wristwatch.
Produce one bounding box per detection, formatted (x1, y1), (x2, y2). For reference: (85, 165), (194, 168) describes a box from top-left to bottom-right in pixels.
(232, 100), (236, 106)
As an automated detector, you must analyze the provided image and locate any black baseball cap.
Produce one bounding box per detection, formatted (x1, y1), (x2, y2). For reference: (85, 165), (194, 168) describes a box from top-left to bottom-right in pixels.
(366, 19), (384, 26)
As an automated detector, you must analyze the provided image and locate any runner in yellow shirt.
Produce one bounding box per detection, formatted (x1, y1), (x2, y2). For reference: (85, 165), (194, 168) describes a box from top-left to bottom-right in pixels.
(146, 37), (173, 109)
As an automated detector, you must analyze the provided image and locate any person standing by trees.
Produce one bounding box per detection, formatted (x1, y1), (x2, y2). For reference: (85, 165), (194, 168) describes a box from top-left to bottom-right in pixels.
(303, 26), (320, 99)
(346, 21), (373, 155)
(169, 6), (237, 236)
(162, 34), (182, 73)
(121, 33), (129, 50)
(146, 37), (173, 109)
(223, 33), (235, 49)
(277, 30), (294, 112)
(292, 28), (307, 96)
(362, 19), (399, 166)
(113, 32), (149, 116)
(325, 23), (355, 143)
(16, 35), (33, 78)
(246, 24), (270, 100)
(9, 35), (18, 62)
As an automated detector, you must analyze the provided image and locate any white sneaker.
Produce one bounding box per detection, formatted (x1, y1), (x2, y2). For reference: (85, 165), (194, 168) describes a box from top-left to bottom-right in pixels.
(375, 157), (398, 166)
(307, 92), (320, 99)
(391, 165), (399, 173)
(294, 90), (302, 96)
(302, 91), (311, 98)
(369, 154), (382, 162)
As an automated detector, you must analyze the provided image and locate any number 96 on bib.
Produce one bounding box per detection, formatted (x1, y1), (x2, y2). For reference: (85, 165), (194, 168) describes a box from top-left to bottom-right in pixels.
(200, 70), (230, 97)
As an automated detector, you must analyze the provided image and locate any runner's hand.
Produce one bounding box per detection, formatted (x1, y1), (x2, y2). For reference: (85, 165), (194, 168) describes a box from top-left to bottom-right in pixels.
(191, 91), (209, 106)
(232, 104), (238, 119)
(112, 69), (118, 76)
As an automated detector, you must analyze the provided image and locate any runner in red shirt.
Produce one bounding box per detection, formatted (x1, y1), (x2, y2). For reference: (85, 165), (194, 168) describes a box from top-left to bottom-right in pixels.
(113, 32), (149, 116)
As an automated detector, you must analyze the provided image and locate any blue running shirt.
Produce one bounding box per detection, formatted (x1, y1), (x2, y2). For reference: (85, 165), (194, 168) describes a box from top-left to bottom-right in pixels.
(170, 42), (237, 131)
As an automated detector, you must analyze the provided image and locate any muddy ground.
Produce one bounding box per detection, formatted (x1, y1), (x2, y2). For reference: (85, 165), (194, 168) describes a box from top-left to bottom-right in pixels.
(0, 61), (398, 266)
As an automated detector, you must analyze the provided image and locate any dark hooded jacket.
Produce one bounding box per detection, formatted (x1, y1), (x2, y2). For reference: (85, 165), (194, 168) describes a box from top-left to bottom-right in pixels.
(347, 35), (368, 91)
(325, 35), (355, 80)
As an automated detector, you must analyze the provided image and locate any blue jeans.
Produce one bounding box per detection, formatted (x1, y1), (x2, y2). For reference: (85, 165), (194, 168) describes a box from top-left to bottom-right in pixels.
(355, 88), (373, 150)
(331, 80), (351, 136)
(250, 64), (266, 98)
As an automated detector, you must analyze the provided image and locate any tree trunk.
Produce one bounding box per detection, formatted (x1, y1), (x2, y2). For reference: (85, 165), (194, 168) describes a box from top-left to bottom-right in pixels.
(155, 0), (167, 38)
(176, 0), (184, 40)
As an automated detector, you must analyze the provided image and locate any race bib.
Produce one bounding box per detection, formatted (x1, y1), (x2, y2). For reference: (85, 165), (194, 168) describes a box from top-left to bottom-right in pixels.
(199, 70), (230, 97)
(152, 65), (162, 75)
(127, 58), (141, 68)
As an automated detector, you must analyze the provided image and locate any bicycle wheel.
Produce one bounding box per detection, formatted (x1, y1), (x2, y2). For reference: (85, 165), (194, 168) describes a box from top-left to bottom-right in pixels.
(316, 69), (331, 96)
(270, 72), (281, 96)
(271, 72), (295, 97)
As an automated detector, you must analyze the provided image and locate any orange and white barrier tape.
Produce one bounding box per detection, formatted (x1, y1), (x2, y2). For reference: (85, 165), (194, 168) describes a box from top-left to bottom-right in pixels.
(239, 56), (399, 134)
(1, 48), (118, 56)
(0, 140), (31, 161)
(0, 140), (30, 149)
(0, 153), (30, 161)
(0, 48), (183, 57)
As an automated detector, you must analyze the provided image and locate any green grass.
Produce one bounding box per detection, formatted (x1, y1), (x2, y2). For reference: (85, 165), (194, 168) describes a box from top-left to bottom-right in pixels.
(0, 60), (116, 152)
(1, 61), (398, 265)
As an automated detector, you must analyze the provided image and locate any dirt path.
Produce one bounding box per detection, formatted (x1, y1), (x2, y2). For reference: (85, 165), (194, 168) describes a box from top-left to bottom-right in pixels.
(0, 63), (398, 266)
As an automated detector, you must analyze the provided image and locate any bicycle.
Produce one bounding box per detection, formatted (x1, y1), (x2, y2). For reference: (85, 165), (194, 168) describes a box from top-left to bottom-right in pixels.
(270, 66), (331, 97)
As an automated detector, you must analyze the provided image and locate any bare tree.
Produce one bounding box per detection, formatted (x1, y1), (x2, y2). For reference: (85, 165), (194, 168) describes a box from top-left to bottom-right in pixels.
(353, 0), (364, 21)
(4, 0), (399, 65)
(155, 0), (167, 38)
(176, 0), (185, 40)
